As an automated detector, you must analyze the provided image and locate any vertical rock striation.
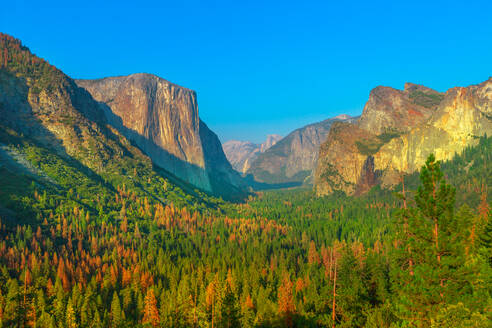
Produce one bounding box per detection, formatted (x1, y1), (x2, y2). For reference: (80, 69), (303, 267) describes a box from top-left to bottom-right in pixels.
(315, 78), (492, 196)
(76, 74), (245, 195)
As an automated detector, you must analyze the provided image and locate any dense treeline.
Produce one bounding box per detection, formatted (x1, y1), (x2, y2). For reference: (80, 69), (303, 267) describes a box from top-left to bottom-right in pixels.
(0, 136), (491, 327)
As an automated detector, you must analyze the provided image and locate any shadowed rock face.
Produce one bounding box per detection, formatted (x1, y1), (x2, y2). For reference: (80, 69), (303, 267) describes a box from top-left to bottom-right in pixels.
(76, 74), (245, 195)
(223, 134), (282, 173)
(199, 121), (247, 196)
(0, 32), (179, 186)
(245, 115), (356, 185)
(315, 78), (492, 196)
(0, 59), (121, 175)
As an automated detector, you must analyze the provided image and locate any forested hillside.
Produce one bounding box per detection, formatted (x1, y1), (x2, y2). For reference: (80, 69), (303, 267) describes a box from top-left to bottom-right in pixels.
(0, 111), (490, 327)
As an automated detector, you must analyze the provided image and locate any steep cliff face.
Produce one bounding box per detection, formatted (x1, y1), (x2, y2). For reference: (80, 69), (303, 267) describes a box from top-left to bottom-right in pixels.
(223, 134), (282, 173)
(315, 122), (376, 195)
(315, 78), (492, 196)
(358, 83), (443, 134)
(199, 121), (246, 195)
(246, 115), (356, 185)
(374, 78), (492, 181)
(76, 74), (245, 194)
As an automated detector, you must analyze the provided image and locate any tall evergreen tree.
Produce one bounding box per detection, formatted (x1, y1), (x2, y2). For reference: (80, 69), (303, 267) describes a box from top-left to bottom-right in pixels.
(4, 279), (21, 327)
(391, 155), (492, 327)
(219, 284), (241, 328)
(479, 214), (492, 266)
(65, 297), (78, 328)
(111, 292), (125, 328)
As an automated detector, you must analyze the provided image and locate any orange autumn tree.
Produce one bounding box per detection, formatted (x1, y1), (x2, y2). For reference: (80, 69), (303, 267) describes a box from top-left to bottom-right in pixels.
(278, 273), (296, 327)
(308, 240), (320, 265)
(205, 276), (219, 328)
(143, 289), (160, 327)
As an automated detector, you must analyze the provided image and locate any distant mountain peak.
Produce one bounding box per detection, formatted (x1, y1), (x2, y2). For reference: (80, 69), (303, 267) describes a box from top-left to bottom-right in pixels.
(223, 134), (283, 173)
(245, 114), (356, 185)
(333, 114), (351, 120)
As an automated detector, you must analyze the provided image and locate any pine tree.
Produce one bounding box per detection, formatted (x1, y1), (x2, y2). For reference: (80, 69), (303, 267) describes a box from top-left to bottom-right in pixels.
(37, 311), (56, 328)
(143, 289), (160, 327)
(219, 284), (241, 328)
(0, 290), (3, 327)
(111, 292), (125, 328)
(337, 246), (370, 327)
(25, 299), (36, 327)
(479, 216), (492, 265)
(430, 302), (489, 328)
(3, 48), (7, 67)
(240, 293), (255, 328)
(205, 277), (219, 327)
(391, 154), (491, 326)
(4, 279), (21, 326)
(308, 240), (320, 265)
(65, 297), (77, 328)
(477, 186), (489, 220)
(93, 308), (103, 328)
(53, 280), (66, 324)
(277, 273), (295, 328)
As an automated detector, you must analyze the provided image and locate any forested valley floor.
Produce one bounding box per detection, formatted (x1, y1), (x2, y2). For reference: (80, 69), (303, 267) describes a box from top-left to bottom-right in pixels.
(0, 130), (491, 327)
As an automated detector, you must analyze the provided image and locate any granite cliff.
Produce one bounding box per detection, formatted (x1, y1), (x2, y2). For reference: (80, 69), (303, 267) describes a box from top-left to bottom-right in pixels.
(76, 74), (245, 195)
(246, 115), (356, 185)
(223, 134), (282, 173)
(315, 78), (492, 196)
(0, 33), (245, 199)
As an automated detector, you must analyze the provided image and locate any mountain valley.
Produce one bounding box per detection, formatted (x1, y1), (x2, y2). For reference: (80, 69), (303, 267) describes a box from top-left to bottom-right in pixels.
(0, 31), (490, 328)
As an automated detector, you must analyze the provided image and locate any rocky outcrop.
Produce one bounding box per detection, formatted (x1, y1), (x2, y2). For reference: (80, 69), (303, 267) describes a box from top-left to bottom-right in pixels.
(358, 83), (443, 134)
(315, 122), (375, 195)
(246, 115), (356, 185)
(76, 74), (245, 195)
(223, 134), (282, 173)
(315, 78), (492, 196)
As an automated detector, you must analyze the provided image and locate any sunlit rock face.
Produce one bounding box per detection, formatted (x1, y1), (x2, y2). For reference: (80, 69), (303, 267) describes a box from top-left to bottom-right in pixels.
(76, 74), (245, 194)
(315, 78), (492, 196)
(358, 82), (443, 134)
(245, 115), (356, 185)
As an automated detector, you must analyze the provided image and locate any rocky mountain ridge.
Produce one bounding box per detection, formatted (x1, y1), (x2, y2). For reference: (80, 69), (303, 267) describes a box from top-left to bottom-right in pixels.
(315, 78), (492, 196)
(245, 115), (357, 185)
(223, 134), (282, 173)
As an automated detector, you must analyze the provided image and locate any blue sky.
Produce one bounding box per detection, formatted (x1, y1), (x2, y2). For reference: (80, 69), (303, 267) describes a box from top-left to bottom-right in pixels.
(1, 1), (491, 143)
